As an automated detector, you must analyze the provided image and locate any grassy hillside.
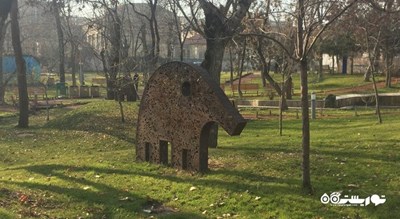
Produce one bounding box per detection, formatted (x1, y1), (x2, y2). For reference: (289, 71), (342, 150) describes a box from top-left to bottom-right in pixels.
(0, 100), (399, 218)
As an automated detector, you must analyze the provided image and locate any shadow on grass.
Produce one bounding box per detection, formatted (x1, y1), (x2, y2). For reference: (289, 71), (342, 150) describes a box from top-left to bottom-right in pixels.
(0, 212), (13, 219)
(9, 163), (301, 200)
(0, 115), (18, 127)
(312, 146), (400, 163)
(3, 164), (208, 218)
(44, 110), (137, 144)
(217, 145), (301, 156)
(5, 163), (400, 218)
(218, 140), (399, 163)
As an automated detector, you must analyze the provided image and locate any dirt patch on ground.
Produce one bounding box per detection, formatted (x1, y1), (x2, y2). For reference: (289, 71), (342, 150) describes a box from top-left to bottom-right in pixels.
(0, 188), (63, 218)
(142, 198), (178, 216)
(0, 101), (89, 113)
(0, 104), (16, 113)
(231, 73), (259, 85)
(320, 78), (400, 95)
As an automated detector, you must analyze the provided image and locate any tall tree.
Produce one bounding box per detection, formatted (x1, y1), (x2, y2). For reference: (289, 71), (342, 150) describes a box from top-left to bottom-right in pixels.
(243, 1), (294, 102)
(87, 0), (125, 99)
(52, 0), (66, 87)
(0, 0), (12, 105)
(245, 0), (358, 192)
(177, 0), (253, 148)
(130, 0), (161, 79)
(167, 0), (191, 61)
(296, 0), (358, 193)
(10, 0), (29, 128)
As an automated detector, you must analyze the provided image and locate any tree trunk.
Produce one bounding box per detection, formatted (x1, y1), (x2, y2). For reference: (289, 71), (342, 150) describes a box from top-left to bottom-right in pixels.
(198, 0), (252, 148)
(297, 0), (312, 193)
(107, 10), (122, 100)
(70, 43), (77, 86)
(237, 40), (246, 99)
(201, 39), (227, 148)
(336, 55), (340, 74)
(350, 56), (354, 75)
(53, 0), (65, 86)
(300, 59), (311, 191)
(118, 96), (125, 123)
(260, 66), (267, 87)
(342, 56), (347, 74)
(229, 46), (234, 86)
(385, 55), (392, 88)
(255, 40), (282, 96)
(201, 38), (227, 82)
(279, 74), (285, 136)
(285, 76), (293, 100)
(100, 49), (115, 100)
(238, 67), (243, 98)
(180, 42), (184, 62)
(371, 70), (382, 123)
(331, 55), (334, 74)
(0, 55), (4, 105)
(0, 15), (10, 105)
(11, 0), (29, 128)
(318, 52), (323, 81)
(364, 66), (371, 82)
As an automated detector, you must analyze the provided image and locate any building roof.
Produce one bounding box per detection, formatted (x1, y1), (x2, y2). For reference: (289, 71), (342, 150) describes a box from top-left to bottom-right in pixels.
(185, 33), (206, 46)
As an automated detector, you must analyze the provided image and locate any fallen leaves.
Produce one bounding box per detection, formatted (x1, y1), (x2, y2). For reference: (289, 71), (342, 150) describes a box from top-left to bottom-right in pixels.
(18, 194), (29, 204)
(189, 186), (197, 191)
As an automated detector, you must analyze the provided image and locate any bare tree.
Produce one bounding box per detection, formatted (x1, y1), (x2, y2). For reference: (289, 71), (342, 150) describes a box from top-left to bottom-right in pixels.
(176, 0), (253, 148)
(88, 0), (125, 99)
(243, 0), (359, 193)
(377, 1), (400, 88)
(63, 2), (79, 86)
(0, 1), (12, 104)
(10, 0), (29, 128)
(51, 0), (66, 87)
(129, 1), (160, 76)
(168, 0), (191, 61)
(244, 0), (289, 98)
(361, 20), (383, 123)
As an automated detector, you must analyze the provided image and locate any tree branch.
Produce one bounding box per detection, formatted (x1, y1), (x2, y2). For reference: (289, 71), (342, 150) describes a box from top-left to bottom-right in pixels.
(129, 2), (151, 22)
(240, 33), (295, 60)
(306, 0), (359, 57)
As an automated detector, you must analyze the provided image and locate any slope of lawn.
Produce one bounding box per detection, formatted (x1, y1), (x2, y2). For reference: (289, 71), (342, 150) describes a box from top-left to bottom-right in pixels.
(221, 72), (400, 99)
(0, 100), (399, 218)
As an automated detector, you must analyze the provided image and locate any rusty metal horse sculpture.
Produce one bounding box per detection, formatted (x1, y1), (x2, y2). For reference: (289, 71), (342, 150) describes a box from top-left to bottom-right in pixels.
(136, 62), (246, 172)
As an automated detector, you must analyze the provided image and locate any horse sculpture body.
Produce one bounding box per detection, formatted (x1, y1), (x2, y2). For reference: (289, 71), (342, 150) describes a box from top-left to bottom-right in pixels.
(136, 62), (246, 172)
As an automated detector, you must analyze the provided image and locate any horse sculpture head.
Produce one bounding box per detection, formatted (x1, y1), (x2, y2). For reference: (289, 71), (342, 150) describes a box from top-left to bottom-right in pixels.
(136, 62), (246, 172)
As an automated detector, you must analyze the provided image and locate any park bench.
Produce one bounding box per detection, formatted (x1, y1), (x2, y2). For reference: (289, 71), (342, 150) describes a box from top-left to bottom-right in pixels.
(12, 86), (46, 99)
(230, 83), (277, 98)
(9, 86), (47, 109)
(92, 77), (107, 86)
(231, 83), (259, 96)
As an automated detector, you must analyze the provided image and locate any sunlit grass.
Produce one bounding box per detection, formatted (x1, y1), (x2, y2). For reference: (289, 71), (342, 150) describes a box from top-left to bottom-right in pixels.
(220, 72), (400, 100)
(0, 100), (399, 218)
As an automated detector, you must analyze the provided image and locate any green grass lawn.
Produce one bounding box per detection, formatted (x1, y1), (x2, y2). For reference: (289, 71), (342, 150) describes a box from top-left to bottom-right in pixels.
(1, 100), (399, 218)
(221, 72), (400, 100)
